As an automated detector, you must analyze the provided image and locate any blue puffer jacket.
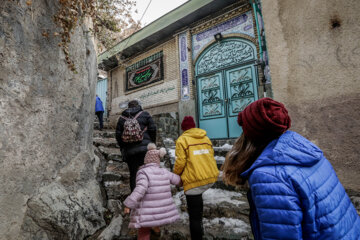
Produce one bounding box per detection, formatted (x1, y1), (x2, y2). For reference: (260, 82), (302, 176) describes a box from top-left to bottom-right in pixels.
(241, 131), (360, 239)
(95, 96), (104, 112)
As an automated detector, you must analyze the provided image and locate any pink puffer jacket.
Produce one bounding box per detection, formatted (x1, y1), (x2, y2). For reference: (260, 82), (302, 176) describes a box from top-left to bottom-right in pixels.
(123, 163), (181, 228)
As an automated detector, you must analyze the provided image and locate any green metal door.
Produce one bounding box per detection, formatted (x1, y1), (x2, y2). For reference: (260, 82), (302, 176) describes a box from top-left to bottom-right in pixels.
(225, 65), (258, 138)
(195, 38), (259, 139)
(197, 72), (227, 139)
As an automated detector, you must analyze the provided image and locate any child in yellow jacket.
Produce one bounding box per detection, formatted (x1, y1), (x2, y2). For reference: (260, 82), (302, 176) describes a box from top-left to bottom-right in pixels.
(173, 116), (219, 239)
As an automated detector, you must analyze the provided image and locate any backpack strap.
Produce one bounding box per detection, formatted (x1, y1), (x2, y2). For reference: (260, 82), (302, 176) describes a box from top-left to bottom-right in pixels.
(134, 111), (147, 133)
(120, 111), (143, 120)
(119, 115), (129, 120)
(133, 111), (143, 120)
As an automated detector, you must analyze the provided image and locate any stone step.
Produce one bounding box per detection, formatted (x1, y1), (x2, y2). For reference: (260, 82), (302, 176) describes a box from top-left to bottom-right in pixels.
(212, 180), (237, 192)
(114, 237), (136, 240)
(107, 199), (123, 216)
(174, 188), (250, 218)
(213, 143), (233, 157)
(118, 216), (138, 239)
(215, 155), (226, 169)
(94, 129), (116, 139)
(94, 137), (119, 148)
(162, 188), (251, 239)
(103, 172), (129, 182)
(162, 138), (176, 149)
(104, 180), (131, 200)
(98, 146), (122, 161)
(108, 152), (122, 162)
(94, 121), (113, 130)
(162, 218), (252, 240)
(106, 160), (128, 172)
(166, 148), (176, 166)
(105, 161), (129, 178)
(212, 139), (236, 147)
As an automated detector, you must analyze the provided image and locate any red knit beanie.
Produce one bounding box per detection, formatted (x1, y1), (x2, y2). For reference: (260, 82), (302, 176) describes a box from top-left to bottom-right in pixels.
(237, 98), (291, 142)
(181, 116), (196, 131)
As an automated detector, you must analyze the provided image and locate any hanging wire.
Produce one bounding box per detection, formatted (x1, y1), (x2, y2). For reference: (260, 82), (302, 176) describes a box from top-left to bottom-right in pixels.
(121, 0), (153, 54)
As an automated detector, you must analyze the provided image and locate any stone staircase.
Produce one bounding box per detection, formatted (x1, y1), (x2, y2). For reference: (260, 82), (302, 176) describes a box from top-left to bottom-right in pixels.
(91, 124), (360, 240)
(92, 127), (253, 240)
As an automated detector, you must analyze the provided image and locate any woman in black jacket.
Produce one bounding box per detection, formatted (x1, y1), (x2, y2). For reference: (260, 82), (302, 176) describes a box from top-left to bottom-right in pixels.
(115, 100), (157, 191)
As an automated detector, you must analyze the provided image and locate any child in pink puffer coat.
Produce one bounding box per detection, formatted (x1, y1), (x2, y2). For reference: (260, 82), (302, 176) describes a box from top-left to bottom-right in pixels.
(123, 143), (181, 240)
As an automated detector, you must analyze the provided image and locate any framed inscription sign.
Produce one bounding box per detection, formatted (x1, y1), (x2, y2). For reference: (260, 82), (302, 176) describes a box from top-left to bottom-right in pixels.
(126, 57), (163, 91)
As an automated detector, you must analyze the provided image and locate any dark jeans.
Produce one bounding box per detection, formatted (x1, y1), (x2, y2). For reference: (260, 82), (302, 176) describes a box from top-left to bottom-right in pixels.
(186, 194), (204, 239)
(96, 111), (104, 130)
(125, 151), (146, 192)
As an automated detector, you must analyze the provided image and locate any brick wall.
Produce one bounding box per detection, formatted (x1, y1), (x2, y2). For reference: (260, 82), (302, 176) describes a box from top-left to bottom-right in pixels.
(108, 38), (180, 126)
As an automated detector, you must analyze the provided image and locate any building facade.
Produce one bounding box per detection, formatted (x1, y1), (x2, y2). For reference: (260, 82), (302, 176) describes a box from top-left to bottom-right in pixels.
(98, 0), (360, 192)
(98, 0), (270, 140)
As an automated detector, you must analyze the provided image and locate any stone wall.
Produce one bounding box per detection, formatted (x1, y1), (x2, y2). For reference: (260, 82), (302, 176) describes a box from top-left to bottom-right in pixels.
(152, 113), (180, 146)
(0, 1), (105, 239)
(262, 0), (360, 191)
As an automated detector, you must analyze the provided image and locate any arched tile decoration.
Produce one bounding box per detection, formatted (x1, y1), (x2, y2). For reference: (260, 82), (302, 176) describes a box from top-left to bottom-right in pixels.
(196, 38), (257, 76)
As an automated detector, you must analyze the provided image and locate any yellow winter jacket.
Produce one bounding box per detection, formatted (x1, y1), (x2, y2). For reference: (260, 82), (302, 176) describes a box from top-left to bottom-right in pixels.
(173, 128), (219, 191)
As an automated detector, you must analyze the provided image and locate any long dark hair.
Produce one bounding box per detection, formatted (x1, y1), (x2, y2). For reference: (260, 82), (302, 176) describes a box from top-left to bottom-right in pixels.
(222, 133), (269, 186)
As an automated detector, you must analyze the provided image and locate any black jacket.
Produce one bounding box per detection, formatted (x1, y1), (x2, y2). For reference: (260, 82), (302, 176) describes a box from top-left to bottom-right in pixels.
(115, 106), (156, 157)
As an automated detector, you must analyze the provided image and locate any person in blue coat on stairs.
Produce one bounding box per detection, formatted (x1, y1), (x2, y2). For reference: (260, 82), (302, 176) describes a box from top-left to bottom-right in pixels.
(95, 95), (104, 130)
(222, 98), (360, 239)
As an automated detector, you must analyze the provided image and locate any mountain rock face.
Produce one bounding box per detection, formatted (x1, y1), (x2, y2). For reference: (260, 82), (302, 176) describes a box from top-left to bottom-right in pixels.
(0, 1), (105, 239)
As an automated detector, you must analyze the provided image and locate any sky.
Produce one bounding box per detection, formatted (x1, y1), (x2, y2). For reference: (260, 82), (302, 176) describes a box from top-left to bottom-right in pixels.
(132, 0), (189, 26)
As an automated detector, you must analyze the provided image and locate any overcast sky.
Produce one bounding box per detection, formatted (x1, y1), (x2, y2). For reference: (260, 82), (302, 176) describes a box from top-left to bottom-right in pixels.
(133, 0), (189, 26)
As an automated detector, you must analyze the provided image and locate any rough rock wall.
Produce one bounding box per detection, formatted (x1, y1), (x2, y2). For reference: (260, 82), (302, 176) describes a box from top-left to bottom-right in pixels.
(152, 113), (179, 146)
(261, 0), (360, 191)
(0, 1), (105, 239)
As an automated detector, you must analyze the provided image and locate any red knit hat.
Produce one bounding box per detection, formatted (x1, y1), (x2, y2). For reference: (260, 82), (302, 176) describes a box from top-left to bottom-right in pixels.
(237, 98), (291, 142)
(181, 116), (196, 131)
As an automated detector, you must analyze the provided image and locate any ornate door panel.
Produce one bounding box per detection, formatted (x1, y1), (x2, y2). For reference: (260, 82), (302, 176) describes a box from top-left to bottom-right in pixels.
(197, 72), (228, 139)
(225, 65), (258, 138)
(195, 38), (259, 139)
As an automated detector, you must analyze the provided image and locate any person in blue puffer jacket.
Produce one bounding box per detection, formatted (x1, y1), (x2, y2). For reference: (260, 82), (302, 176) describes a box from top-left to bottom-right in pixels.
(222, 98), (360, 239)
(95, 95), (105, 130)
